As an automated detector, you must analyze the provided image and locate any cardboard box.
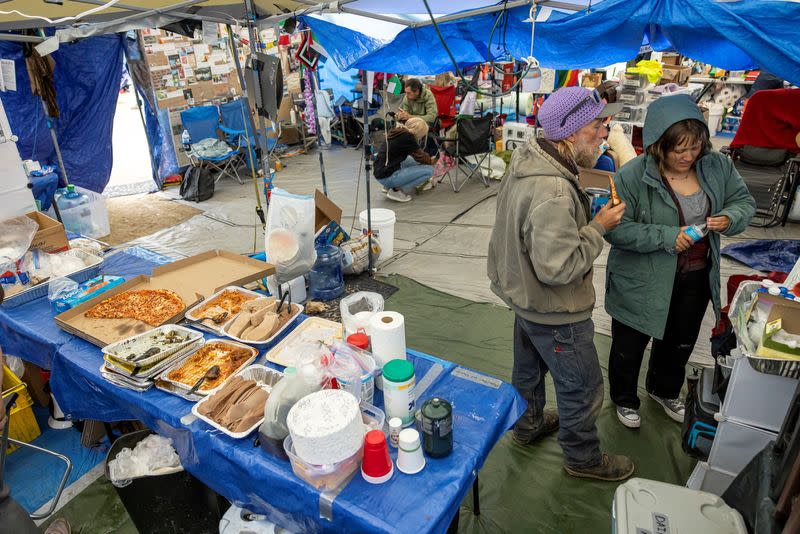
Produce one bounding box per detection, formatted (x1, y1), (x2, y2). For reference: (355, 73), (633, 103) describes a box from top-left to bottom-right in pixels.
(55, 250), (275, 347)
(754, 293), (800, 360)
(660, 65), (692, 86)
(26, 211), (69, 253)
(314, 190), (342, 232)
(661, 54), (682, 66)
(579, 168), (615, 191)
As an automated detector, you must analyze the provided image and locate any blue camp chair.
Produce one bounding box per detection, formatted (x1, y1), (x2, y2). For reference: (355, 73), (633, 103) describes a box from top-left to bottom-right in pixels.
(218, 99), (276, 171)
(180, 105), (243, 184)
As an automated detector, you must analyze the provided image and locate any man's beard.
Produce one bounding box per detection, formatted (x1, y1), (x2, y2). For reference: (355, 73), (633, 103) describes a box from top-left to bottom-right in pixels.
(574, 142), (602, 168)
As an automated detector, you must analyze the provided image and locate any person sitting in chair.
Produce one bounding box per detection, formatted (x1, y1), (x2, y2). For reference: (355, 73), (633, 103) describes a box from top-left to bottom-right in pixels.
(374, 117), (437, 203)
(396, 78), (438, 126)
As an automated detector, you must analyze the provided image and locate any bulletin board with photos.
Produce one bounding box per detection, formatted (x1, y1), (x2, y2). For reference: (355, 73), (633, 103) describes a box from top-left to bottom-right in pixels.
(140, 26), (248, 165)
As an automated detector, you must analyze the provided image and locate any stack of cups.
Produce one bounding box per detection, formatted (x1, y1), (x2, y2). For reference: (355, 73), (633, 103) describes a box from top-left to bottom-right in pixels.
(361, 429), (394, 484)
(396, 428), (426, 475)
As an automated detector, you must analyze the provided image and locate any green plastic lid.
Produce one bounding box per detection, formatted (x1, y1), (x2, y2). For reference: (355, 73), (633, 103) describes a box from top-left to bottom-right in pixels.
(67, 184), (76, 192)
(382, 359), (414, 383)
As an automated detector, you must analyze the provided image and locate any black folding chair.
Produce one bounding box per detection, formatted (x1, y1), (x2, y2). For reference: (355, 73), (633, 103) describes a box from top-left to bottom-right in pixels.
(722, 145), (800, 228)
(437, 116), (494, 192)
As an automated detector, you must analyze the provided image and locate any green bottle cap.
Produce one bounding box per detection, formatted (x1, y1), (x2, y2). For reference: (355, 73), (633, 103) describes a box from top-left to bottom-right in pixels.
(382, 359), (414, 383)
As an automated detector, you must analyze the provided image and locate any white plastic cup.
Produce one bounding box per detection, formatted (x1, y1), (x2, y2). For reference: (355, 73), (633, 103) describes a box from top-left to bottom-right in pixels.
(396, 428), (426, 475)
(359, 208), (396, 262)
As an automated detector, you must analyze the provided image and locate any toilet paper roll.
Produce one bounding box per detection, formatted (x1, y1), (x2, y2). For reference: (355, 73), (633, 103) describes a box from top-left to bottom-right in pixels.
(368, 311), (406, 368)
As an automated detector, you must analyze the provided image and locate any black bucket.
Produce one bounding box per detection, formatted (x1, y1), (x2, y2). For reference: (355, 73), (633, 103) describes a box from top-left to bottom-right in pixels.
(105, 429), (227, 534)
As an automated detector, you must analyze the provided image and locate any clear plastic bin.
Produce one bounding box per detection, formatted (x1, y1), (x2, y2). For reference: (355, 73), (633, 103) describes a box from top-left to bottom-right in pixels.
(283, 402), (385, 490)
(52, 185), (110, 238)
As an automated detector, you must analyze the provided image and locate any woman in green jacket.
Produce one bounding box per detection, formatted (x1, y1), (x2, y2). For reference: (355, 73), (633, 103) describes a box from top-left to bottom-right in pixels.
(604, 95), (756, 429)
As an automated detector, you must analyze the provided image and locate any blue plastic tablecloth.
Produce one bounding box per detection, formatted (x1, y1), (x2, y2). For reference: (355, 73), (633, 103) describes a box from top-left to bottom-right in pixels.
(0, 247), (169, 369)
(52, 325), (523, 533)
(30, 172), (59, 211)
(4, 246), (524, 533)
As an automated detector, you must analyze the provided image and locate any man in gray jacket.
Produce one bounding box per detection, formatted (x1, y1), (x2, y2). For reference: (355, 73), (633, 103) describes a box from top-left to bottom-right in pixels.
(488, 87), (633, 481)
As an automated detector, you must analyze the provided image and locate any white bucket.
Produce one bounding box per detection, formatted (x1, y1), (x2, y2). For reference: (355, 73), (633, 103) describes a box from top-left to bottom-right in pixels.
(707, 103), (724, 135)
(359, 208), (396, 262)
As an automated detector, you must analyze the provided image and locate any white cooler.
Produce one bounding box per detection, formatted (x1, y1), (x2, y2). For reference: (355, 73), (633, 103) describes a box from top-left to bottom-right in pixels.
(613, 478), (746, 534)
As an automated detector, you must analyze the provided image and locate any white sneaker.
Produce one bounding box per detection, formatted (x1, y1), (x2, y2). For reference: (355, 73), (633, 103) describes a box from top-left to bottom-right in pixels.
(381, 185), (388, 193)
(386, 189), (412, 203)
(616, 406), (641, 429)
(648, 393), (685, 423)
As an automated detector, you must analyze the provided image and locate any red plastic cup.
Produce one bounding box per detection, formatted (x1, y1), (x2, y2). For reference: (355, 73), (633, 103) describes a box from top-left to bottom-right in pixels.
(347, 332), (370, 351)
(361, 429), (394, 484)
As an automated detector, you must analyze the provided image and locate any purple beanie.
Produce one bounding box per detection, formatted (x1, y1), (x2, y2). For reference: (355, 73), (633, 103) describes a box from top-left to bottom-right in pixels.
(537, 87), (622, 141)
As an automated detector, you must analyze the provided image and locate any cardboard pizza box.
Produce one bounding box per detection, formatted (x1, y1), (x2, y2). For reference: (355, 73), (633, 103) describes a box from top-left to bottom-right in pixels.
(579, 168), (615, 191)
(55, 250), (275, 347)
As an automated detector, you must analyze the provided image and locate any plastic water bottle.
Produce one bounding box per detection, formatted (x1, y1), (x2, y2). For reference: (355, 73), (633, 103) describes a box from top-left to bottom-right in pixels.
(53, 187), (68, 206)
(684, 223), (708, 242)
(181, 129), (191, 151)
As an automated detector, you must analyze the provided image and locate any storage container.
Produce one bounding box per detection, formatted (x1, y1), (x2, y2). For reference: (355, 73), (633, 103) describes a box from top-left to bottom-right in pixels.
(2, 364), (41, 453)
(707, 419), (776, 477)
(283, 403), (384, 490)
(53, 185), (110, 238)
(720, 356), (798, 432)
(613, 478), (746, 534)
(359, 208), (396, 262)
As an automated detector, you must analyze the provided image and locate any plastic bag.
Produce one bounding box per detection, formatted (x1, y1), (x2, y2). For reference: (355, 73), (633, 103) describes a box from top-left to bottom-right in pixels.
(329, 341), (377, 404)
(265, 189), (317, 284)
(48, 276), (79, 303)
(341, 235), (381, 276)
(4, 354), (25, 378)
(0, 215), (38, 265)
(340, 291), (384, 337)
(17, 249), (52, 285)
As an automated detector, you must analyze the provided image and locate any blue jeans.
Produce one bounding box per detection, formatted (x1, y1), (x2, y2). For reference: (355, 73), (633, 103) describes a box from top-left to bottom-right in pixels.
(379, 157), (433, 193)
(513, 316), (604, 469)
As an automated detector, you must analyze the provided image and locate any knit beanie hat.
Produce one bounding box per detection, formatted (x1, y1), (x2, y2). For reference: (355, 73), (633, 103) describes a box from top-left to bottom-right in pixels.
(538, 87), (622, 141)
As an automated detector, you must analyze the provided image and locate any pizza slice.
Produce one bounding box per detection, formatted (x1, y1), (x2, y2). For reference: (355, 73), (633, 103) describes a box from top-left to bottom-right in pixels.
(86, 289), (185, 326)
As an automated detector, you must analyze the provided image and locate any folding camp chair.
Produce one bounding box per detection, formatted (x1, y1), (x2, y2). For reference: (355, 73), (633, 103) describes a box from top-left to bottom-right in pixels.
(438, 116), (494, 192)
(180, 105), (243, 185)
(722, 89), (800, 228)
(429, 84), (457, 135)
(219, 99), (276, 172)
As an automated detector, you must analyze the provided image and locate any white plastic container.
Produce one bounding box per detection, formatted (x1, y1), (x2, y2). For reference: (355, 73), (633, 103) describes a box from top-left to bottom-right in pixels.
(266, 274), (306, 304)
(359, 208), (395, 262)
(613, 478), (746, 534)
(382, 359), (416, 427)
(707, 103), (724, 135)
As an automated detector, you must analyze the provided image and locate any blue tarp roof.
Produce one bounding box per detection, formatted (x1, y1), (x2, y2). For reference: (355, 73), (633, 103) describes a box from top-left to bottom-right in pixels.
(303, 0), (800, 84)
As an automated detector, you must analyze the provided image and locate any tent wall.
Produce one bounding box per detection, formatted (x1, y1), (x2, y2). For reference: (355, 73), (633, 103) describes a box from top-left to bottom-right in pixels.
(0, 34), (124, 193)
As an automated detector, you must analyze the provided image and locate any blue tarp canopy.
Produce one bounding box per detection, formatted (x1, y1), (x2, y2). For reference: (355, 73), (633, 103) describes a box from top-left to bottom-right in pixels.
(302, 0), (800, 84)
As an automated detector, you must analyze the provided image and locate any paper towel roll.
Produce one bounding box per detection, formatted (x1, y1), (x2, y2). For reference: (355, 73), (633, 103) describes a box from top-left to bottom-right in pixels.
(368, 311), (406, 367)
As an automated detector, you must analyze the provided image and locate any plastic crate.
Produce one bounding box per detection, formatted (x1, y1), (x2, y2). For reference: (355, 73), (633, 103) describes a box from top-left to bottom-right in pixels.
(2, 364), (41, 453)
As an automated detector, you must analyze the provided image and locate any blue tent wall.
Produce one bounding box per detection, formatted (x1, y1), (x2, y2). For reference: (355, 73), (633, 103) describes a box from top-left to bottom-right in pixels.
(303, 0), (800, 84)
(0, 34), (124, 193)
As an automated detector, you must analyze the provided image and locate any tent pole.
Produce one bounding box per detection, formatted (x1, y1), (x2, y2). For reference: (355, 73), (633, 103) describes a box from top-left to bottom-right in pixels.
(41, 102), (69, 187)
(515, 61), (520, 121)
(311, 69), (328, 195)
(362, 71), (373, 273)
(226, 23), (266, 224)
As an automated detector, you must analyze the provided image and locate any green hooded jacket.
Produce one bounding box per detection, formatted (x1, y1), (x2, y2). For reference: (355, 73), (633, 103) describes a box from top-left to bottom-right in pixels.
(604, 95), (756, 339)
